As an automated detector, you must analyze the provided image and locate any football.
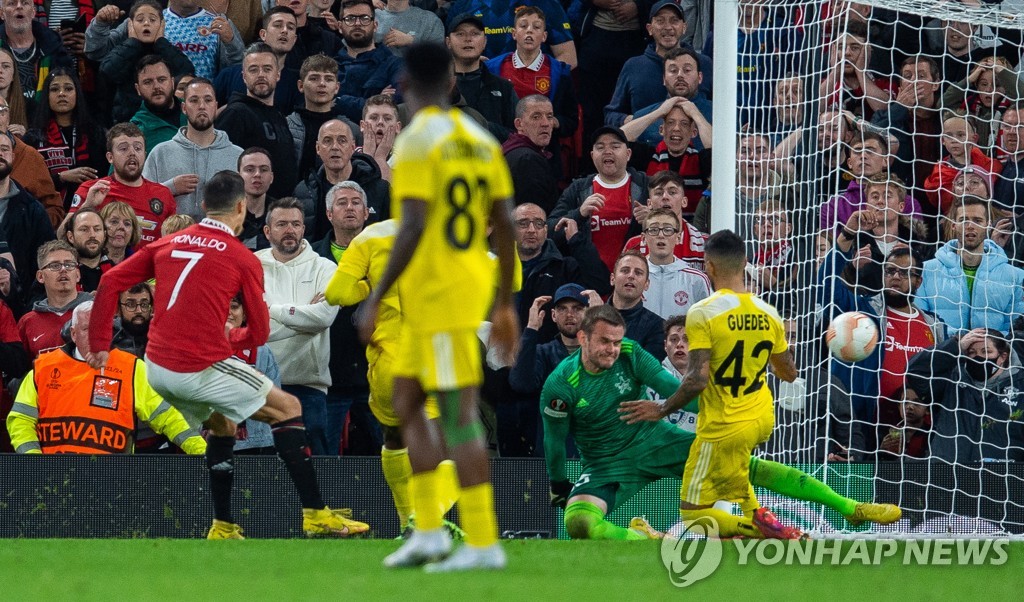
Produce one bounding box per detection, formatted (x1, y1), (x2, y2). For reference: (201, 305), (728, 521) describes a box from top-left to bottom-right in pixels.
(825, 311), (879, 362)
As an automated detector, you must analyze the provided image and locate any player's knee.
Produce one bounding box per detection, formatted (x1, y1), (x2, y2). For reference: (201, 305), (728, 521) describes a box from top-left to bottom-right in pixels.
(564, 509), (594, 540)
(205, 413), (237, 437)
(440, 413), (483, 448)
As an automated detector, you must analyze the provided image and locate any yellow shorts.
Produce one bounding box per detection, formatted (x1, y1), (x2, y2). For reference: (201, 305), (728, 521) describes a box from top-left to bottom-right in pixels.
(368, 344), (440, 427)
(392, 327), (483, 392)
(680, 412), (774, 508)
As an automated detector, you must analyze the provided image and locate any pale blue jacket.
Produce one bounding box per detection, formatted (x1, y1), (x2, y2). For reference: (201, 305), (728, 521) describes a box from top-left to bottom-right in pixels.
(917, 239), (1024, 334)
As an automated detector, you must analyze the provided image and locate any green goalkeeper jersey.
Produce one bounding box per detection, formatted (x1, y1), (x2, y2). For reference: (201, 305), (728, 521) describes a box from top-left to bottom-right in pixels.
(540, 338), (688, 482)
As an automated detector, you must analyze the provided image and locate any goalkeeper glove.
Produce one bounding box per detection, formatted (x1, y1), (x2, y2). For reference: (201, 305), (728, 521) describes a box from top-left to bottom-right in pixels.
(549, 480), (572, 509)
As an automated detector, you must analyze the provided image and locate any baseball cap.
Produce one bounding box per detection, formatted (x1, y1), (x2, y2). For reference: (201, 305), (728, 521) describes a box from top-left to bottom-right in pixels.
(448, 12), (485, 35)
(553, 283), (588, 306)
(649, 0), (684, 21)
(591, 125), (628, 146)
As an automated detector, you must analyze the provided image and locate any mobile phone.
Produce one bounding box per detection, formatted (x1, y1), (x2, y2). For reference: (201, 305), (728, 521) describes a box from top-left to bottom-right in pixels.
(61, 14), (87, 33)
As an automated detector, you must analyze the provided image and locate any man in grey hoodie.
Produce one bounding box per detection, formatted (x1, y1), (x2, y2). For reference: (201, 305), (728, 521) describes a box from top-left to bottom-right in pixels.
(142, 78), (243, 220)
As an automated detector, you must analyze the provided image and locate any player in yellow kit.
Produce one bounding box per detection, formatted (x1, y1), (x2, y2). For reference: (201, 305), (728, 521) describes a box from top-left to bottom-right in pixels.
(324, 219), (458, 534)
(357, 42), (519, 571)
(620, 230), (804, 539)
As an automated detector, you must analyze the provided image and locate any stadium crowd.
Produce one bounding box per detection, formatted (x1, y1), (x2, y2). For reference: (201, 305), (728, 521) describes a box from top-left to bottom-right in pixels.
(0, 0), (1022, 468)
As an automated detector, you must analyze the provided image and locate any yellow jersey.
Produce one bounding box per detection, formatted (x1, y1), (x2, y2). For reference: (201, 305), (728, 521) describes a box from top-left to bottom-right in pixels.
(685, 288), (788, 440)
(391, 106), (513, 332)
(325, 219), (402, 347)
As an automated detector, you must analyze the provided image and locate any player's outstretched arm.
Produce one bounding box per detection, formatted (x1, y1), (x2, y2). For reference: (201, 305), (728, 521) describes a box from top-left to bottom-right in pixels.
(357, 199), (425, 343)
(769, 349), (799, 383)
(662, 349), (710, 416)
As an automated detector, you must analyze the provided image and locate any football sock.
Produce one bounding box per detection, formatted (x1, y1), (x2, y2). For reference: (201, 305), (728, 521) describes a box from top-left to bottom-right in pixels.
(436, 459), (461, 515)
(410, 468), (443, 531)
(563, 501), (645, 541)
(206, 435), (236, 524)
(749, 457), (858, 517)
(271, 417), (325, 510)
(458, 482), (498, 547)
(381, 447), (413, 528)
(680, 507), (761, 538)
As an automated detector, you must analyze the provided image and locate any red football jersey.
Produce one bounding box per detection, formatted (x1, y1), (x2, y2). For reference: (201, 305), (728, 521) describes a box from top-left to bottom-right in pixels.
(90, 219), (269, 372)
(17, 310), (71, 358)
(71, 177), (177, 246)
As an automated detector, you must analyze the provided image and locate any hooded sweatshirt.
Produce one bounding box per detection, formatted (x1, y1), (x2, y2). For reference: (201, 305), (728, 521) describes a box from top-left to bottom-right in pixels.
(142, 128), (243, 221)
(256, 241), (339, 392)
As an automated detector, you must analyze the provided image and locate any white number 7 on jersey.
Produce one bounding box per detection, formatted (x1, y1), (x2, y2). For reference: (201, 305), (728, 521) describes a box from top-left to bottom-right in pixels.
(168, 250), (204, 309)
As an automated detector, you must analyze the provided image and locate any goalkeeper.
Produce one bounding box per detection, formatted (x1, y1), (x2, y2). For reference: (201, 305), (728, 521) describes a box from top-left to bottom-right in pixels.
(542, 304), (901, 540)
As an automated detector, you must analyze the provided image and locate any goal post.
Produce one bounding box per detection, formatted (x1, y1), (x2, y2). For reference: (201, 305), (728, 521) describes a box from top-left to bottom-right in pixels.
(711, 0), (1024, 535)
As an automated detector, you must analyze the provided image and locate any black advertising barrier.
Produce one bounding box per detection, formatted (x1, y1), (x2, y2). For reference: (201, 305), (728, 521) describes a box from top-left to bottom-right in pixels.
(0, 456), (1021, 537)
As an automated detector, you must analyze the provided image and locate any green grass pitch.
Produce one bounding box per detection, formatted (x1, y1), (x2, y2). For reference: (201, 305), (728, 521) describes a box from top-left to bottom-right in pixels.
(2, 539), (1018, 600)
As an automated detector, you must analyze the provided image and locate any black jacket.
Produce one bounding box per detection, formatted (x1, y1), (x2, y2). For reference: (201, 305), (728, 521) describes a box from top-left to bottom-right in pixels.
(508, 328), (574, 395)
(455, 67), (518, 142)
(215, 93), (298, 199)
(287, 19), (343, 71)
(906, 336), (1024, 463)
(295, 155), (390, 241)
(311, 232), (369, 395)
(0, 182), (56, 304)
(502, 133), (559, 214)
(547, 168), (648, 250)
(618, 302), (666, 361)
(517, 239), (610, 342)
(99, 37), (195, 124)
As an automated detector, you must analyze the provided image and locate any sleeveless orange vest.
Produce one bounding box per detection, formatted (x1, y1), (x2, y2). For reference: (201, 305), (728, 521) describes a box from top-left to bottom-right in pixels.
(33, 348), (138, 454)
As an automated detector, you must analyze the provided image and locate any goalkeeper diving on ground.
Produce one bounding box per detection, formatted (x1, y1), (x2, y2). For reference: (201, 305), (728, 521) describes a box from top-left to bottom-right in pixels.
(543, 303), (901, 540)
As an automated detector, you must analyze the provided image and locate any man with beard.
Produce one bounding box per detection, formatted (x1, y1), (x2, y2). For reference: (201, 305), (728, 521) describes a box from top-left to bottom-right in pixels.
(502, 96), (558, 213)
(0, 0), (72, 102)
(216, 43), (298, 199)
(129, 56), (190, 153)
(0, 134), (56, 303)
(294, 119), (389, 241)
(605, 1), (712, 128)
(64, 209), (111, 292)
(213, 7), (303, 111)
(68, 123), (177, 247)
(907, 327), (1024, 463)
(113, 282), (153, 358)
(144, 78), (243, 220)
(608, 250), (665, 361)
(256, 197), (339, 455)
(100, 5), (195, 125)
(918, 196), (1024, 335)
(17, 241), (90, 358)
(821, 231), (946, 428)
(335, 0), (403, 123)
(619, 48), (713, 150)
(509, 283), (596, 397)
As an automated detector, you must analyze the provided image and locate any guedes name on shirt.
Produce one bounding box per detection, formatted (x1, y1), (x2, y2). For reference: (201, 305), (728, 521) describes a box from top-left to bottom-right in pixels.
(727, 313), (772, 331)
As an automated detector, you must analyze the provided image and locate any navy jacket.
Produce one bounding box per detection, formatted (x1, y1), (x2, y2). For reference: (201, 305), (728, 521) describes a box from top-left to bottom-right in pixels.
(335, 45), (404, 122)
(604, 43), (713, 127)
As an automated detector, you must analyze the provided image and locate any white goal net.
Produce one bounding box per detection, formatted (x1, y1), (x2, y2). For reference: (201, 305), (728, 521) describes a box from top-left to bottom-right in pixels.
(718, 0), (1024, 535)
